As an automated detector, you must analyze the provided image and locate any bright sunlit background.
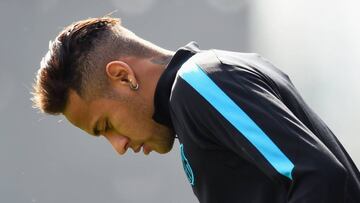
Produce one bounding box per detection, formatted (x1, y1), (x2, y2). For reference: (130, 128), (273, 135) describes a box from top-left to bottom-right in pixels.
(1, 0), (359, 202)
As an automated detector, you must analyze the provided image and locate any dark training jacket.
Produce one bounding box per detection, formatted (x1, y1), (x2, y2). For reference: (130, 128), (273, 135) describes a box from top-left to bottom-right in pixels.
(152, 42), (360, 203)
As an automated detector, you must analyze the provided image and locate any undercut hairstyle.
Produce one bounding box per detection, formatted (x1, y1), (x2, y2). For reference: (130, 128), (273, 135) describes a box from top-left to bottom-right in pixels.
(32, 17), (158, 115)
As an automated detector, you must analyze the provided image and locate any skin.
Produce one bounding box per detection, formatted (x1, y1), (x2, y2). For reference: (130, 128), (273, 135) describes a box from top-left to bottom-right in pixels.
(63, 55), (175, 155)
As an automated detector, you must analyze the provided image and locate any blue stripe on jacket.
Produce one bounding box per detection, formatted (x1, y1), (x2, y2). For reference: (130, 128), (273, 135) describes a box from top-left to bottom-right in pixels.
(178, 61), (294, 180)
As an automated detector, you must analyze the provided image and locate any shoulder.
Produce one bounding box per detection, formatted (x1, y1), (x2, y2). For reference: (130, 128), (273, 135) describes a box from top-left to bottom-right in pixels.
(169, 49), (287, 116)
(176, 49), (279, 84)
(169, 50), (222, 109)
(169, 49), (260, 107)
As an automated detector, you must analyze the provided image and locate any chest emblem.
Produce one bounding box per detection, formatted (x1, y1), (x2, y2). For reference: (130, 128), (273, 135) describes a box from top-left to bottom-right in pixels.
(180, 144), (195, 186)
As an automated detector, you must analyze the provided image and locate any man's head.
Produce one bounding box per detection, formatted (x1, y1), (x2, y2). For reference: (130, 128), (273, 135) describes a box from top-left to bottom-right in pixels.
(32, 17), (175, 155)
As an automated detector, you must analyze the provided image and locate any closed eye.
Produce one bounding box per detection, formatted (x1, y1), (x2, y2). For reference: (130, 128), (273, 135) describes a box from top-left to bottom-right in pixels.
(92, 120), (101, 137)
(104, 118), (112, 132)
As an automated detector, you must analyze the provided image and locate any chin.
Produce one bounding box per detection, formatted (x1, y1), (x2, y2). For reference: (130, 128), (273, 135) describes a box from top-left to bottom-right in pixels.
(151, 125), (176, 154)
(155, 134), (176, 154)
(156, 145), (174, 154)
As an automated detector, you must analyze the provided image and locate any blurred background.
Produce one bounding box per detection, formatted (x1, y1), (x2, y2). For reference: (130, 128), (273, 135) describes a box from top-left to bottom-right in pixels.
(1, 0), (359, 202)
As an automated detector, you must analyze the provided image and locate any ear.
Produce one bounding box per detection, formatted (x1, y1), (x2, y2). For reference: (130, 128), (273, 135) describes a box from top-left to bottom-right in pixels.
(105, 61), (136, 86)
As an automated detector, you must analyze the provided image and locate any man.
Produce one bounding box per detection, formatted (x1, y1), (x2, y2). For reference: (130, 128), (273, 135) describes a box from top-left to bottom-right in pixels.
(32, 17), (360, 202)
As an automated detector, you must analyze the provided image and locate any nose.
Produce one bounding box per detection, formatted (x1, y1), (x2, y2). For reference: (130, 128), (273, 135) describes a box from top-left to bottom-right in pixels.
(102, 132), (130, 155)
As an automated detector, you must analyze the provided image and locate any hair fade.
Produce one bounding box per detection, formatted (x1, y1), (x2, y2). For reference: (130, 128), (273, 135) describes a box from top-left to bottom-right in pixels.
(31, 17), (120, 114)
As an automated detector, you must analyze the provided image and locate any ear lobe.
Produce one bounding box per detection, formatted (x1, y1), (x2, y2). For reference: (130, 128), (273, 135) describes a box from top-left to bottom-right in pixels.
(105, 61), (131, 84)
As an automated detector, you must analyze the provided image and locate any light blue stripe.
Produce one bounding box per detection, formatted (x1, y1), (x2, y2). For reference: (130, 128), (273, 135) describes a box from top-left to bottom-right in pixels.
(178, 61), (294, 180)
(180, 144), (195, 186)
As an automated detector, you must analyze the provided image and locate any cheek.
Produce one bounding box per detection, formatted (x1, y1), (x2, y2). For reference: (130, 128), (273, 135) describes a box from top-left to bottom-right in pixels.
(112, 107), (147, 137)
(112, 96), (154, 138)
(112, 113), (128, 133)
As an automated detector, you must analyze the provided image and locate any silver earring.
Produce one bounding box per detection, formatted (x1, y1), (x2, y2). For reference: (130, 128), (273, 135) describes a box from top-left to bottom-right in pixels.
(129, 80), (139, 90)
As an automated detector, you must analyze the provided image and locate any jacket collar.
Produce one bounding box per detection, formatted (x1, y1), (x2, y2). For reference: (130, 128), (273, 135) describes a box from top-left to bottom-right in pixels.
(152, 42), (201, 129)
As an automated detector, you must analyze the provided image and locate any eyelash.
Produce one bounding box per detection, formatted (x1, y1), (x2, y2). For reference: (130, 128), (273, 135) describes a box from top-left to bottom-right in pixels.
(104, 120), (111, 132)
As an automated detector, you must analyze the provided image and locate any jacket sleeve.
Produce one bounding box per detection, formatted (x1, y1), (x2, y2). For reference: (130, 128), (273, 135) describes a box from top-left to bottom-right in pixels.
(176, 60), (348, 202)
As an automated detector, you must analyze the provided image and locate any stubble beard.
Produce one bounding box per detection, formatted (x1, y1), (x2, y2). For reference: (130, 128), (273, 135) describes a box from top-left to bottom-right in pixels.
(108, 86), (176, 154)
(129, 92), (176, 154)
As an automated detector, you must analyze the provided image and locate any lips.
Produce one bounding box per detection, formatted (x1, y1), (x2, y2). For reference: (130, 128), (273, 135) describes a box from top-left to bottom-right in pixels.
(132, 144), (142, 153)
(131, 143), (151, 155)
(142, 144), (152, 155)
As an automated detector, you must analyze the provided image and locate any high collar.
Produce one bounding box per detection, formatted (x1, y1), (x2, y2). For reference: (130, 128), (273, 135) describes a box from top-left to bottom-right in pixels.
(152, 42), (201, 129)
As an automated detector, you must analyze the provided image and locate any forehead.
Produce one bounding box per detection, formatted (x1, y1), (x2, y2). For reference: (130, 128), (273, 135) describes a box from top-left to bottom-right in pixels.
(63, 90), (96, 134)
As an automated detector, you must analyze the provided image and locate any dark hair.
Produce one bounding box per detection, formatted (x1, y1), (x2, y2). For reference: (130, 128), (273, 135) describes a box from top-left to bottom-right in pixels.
(32, 17), (153, 114)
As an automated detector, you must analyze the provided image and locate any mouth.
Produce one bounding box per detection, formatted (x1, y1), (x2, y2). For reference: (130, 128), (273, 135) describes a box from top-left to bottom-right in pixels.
(132, 143), (152, 155)
(142, 144), (152, 155)
(132, 144), (142, 153)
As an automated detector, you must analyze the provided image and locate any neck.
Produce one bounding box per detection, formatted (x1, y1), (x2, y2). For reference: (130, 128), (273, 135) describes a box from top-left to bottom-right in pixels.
(150, 53), (173, 66)
(124, 52), (174, 116)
